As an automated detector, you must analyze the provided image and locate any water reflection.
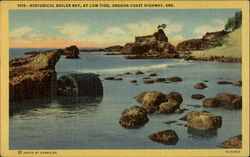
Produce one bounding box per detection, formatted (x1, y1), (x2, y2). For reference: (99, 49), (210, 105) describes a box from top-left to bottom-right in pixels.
(10, 96), (103, 118)
(187, 127), (217, 138)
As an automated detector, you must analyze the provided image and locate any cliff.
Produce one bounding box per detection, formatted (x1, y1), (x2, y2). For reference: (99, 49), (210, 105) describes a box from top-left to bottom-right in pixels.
(176, 30), (230, 51)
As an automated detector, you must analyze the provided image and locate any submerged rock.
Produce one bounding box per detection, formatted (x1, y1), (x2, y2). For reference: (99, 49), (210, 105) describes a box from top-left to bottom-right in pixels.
(191, 94), (205, 100)
(149, 130), (179, 145)
(143, 79), (155, 84)
(136, 71), (144, 75)
(219, 135), (242, 149)
(194, 83), (207, 89)
(149, 73), (157, 77)
(119, 106), (149, 128)
(186, 111), (222, 130)
(154, 78), (166, 83)
(9, 50), (61, 100)
(166, 77), (183, 82)
(130, 80), (137, 83)
(217, 81), (233, 85)
(104, 77), (115, 80)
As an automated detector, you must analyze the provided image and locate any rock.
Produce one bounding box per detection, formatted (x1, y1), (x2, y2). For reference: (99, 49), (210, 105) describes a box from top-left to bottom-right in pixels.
(149, 130), (179, 145)
(9, 50), (61, 100)
(130, 80), (137, 83)
(186, 111), (222, 130)
(136, 71), (144, 75)
(159, 100), (180, 114)
(80, 48), (104, 52)
(104, 45), (123, 52)
(175, 109), (185, 114)
(143, 80), (155, 84)
(62, 45), (80, 59)
(217, 81), (233, 85)
(104, 77), (115, 80)
(166, 92), (183, 105)
(134, 92), (148, 104)
(119, 106), (149, 128)
(194, 83), (207, 89)
(203, 80), (209, 82)
(203, 93), (242, 109)
(166, 77), (183, 82)
(219, 135), (242, 149)
(164, 120), (177, 125)
(215, 93), (238, 107)
(203, 98), (220, 107)
(104, 53), (118, 55)
(154, 78), (166, 83)
(232, 81), (242, 86)
(123, 72), (131, 75)
(191, 94), (205, 100)
(149, 73), (157, 77)
(187, 104), (201, 108)
(187, 126), (218, 137)
(142, 77), (150, 79)
(57, 73), (103, 97)
(135, 91), (167, 113)
(114, 78), (123, 81)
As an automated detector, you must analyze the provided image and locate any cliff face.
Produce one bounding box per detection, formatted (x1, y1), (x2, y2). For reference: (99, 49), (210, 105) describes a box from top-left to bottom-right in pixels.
(121, 29), (177, 58)
(9, 50), (61, 100)
(176, 30), (230, 51)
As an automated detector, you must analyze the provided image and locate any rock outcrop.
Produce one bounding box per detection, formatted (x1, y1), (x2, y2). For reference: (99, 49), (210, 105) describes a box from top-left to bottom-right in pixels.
(121, 29), (178, 59)
(9, 50), (61, 100)
(185, 111), (222, 130)
(176, 30), (229, 51)
(149, 130), (179, 145)
(119, 106), (149, 128)
(61, 45), (80, 59)
(203, 93), (242, 109)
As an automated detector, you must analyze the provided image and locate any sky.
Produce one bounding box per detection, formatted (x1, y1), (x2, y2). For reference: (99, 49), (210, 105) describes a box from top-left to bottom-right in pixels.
(9, 9), (240, 48)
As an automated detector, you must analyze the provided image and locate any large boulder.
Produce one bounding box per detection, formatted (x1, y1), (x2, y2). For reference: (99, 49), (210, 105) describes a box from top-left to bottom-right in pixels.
(186, 111), (222, 130)
(166, 92), (183, 105)
(57, 73), (103, 97)
(149, 130), (179, 145)
(135, 91), (167, 113)
(119, 106), (149, 128)
(203, 93), (242, 109)
(9, 50), (61, 100)
(159, 99), (180, 114)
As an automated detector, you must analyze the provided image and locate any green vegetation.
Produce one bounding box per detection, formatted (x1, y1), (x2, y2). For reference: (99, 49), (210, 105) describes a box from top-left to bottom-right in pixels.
(191, 28), (241, 59)
(158, 24), (166, 30)
(225, 11), (242, 31)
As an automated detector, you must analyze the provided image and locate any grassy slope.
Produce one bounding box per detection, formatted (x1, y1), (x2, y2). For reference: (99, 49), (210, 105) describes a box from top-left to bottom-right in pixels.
(191, 28), (242, 59)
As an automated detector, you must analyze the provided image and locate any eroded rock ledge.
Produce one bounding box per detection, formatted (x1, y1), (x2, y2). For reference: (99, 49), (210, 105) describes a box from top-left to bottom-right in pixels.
(9, 49), (61, 100)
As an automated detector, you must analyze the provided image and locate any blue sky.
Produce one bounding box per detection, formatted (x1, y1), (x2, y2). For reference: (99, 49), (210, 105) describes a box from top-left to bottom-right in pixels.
(9, 9), (240, 48)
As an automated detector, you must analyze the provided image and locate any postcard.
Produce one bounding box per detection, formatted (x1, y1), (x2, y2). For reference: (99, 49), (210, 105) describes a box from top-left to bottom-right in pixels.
(0, 0), (249, 157)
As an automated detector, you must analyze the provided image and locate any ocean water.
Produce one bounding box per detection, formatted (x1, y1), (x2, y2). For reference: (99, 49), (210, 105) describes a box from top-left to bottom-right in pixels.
(9, 48), (241, 149)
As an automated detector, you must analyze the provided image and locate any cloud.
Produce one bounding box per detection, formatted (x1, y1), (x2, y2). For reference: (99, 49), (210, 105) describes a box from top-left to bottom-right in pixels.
(10, 26), (33, 38)
(53, 24), (89, 41)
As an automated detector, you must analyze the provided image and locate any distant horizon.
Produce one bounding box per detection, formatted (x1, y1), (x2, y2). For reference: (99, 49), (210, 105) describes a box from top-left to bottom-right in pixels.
(10, 9), (240, 48)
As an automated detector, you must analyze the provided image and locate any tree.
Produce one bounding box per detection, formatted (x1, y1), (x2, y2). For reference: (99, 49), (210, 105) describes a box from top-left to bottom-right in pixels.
(158, 24), (167, 30)
(224, 11), (242, 31)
